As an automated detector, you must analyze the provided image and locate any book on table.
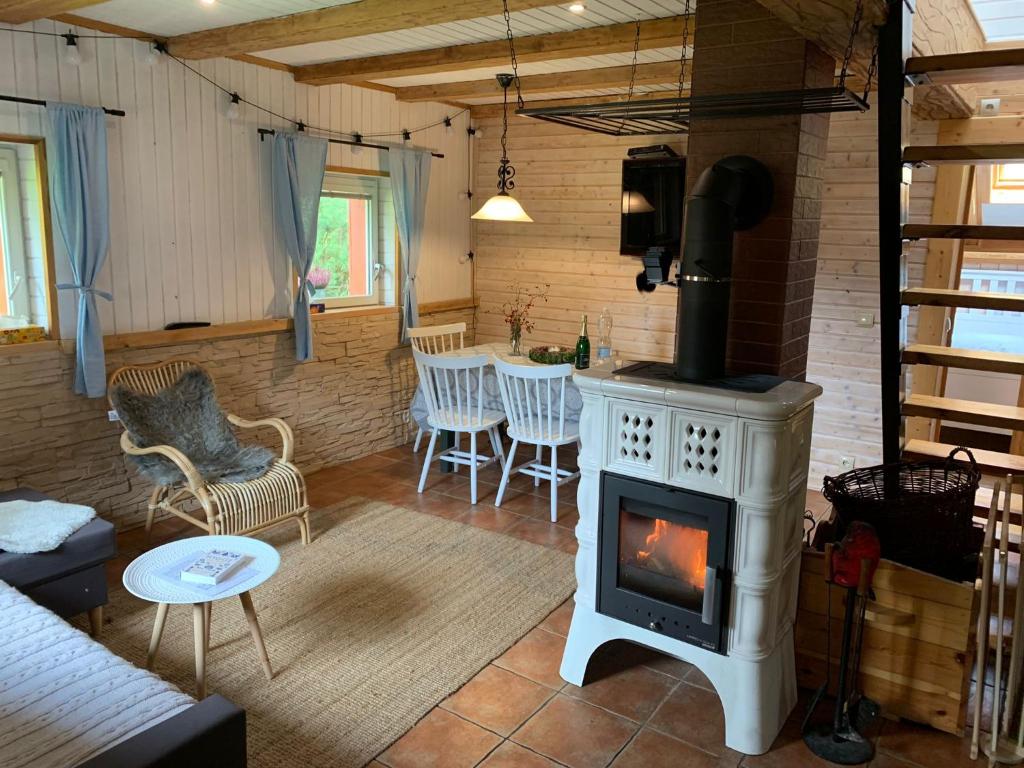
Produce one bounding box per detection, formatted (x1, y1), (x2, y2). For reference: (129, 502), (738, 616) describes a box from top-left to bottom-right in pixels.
(180, 549), (246, 585)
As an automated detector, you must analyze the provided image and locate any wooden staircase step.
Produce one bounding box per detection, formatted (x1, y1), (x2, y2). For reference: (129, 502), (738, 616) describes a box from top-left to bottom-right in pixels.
(903, 144), (1024, 165)
(906, 48), (1024, 85)
(976, 486), (1024, 525)
(902, 343), (1024, 375)
(902, 394), (1024, 431)
(903, 224), (1024, 241)
(902, 287), (1024, 312)
(904, 439), (1024, 476)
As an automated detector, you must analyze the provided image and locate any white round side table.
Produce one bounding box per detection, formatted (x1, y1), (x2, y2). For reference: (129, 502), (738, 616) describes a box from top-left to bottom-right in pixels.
(122, 535), (280, 699)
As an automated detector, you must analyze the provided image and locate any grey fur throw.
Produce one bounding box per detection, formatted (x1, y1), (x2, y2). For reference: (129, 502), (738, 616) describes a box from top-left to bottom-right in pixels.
(110, 367), (275, 486)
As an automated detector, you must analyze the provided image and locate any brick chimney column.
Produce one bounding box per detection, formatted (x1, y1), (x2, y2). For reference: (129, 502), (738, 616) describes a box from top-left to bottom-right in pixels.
(683, 0), (834, 380)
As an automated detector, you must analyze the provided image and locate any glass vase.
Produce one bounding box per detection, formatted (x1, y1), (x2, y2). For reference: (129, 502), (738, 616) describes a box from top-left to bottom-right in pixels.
(509, 325), (523, 356)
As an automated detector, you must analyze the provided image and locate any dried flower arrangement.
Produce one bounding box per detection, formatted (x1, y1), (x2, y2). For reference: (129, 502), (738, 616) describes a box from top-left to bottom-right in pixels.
(502, 281), (549, 356)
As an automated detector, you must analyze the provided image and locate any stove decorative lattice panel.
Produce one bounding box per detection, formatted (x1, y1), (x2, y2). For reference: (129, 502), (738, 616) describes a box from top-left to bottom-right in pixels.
(668, 410), (736, 496)
(605, 399), (666, 481)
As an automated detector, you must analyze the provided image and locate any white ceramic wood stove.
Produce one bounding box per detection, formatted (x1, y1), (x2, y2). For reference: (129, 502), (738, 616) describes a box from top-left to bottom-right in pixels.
(562, 365), (821, 755)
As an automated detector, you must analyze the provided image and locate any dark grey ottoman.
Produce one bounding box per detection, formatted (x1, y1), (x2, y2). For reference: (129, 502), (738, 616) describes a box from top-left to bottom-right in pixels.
(0, 489), (116, 636)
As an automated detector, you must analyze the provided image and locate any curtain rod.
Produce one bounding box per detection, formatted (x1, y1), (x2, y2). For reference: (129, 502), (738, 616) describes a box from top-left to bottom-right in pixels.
(257, 128), (444, 159)
(0, 94), (126, 117)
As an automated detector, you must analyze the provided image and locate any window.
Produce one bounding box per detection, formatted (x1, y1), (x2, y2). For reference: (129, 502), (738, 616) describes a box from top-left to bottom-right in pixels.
(0, 146), (29, 320)
(0, 137), (53, 336)
(308, 170), (396, 310)
(994, 164), (1024, 192)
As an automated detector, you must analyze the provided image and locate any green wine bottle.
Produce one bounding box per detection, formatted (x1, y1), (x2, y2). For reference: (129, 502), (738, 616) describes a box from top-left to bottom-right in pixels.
(575, 314), (590, 370)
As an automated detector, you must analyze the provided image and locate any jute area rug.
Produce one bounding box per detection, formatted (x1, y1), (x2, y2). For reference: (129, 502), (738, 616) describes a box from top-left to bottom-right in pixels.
(94, 498), (576, 768)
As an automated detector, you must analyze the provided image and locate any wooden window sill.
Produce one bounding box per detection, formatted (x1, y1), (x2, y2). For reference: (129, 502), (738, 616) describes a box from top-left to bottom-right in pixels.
(0, 339), (61, 357)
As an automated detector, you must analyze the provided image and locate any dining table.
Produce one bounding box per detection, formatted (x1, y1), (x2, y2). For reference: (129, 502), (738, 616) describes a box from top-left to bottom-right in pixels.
(408, 341), (594, 433)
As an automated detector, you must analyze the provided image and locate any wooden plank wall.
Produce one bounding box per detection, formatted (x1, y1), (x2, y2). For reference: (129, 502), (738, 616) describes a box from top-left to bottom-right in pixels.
(472, 118), (686, 361)
(808, 109), (937, 486)
(0, 20), (473, 337)
(472, 109), (939, 488)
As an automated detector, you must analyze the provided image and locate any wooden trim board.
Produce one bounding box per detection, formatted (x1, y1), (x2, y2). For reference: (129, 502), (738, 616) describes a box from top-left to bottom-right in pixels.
(101, 299), (474, 351)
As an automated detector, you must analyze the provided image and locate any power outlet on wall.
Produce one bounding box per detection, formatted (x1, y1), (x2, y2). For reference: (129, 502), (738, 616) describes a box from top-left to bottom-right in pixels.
(839, 456), (856, 472)
(854, 311), (875, 328)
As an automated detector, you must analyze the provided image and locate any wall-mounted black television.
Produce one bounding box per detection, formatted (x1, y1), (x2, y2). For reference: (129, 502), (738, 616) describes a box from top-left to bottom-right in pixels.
(620, 156), (686, 258)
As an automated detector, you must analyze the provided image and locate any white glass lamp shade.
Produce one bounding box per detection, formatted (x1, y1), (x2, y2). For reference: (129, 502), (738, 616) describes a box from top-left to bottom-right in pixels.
(471, 192), (533, 222)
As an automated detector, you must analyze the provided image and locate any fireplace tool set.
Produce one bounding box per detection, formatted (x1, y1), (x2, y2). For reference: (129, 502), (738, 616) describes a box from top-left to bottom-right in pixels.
(973, 476), (1024, 766)
(802, 522), (882, 765)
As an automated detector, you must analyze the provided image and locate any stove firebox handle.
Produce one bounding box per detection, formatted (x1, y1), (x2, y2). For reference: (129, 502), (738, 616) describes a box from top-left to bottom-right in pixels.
(702, 566), (718, 625)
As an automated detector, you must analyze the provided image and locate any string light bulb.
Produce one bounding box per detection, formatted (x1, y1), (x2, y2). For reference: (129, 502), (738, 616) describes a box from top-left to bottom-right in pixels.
(62, 33), (82, 67)
(350, 132), (363, 155)
(142, 40), (163, 66)
(402, 129), (411, 143)
(226, 92), (241, 121)
(443, 116), (453, 135)
(568, 2), (586, 13)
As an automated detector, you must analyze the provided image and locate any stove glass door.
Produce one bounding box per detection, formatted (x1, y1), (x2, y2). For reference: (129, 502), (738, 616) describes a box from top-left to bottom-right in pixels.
(618, 504), (709, 613)
(598, 472), (732, 651)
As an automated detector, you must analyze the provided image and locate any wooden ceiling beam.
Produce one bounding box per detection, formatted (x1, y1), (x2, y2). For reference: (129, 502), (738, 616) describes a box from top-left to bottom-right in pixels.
(52, 13), (298, 75)
(397, 61), (684, 103)
(294, 16), (689, 86)
(0, 0), (105, 24)
(166, 0), (559, 60)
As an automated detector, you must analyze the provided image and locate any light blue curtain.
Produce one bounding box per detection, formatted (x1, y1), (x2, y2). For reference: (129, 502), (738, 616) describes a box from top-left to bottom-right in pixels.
(387, 147), (432, 342)
(272, 132), (328, 362)
(45, 103), (111, 398)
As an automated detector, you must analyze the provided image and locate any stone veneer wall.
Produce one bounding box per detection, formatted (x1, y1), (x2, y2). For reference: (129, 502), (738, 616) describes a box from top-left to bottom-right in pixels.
(0, 306), (474, 530)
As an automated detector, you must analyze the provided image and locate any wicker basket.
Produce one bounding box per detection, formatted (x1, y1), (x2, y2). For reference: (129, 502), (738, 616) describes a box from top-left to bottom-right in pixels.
(822, 447), (982, 580)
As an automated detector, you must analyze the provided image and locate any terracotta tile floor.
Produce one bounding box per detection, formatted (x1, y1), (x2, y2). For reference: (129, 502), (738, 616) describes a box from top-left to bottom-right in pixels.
(107, 442), (979, 768)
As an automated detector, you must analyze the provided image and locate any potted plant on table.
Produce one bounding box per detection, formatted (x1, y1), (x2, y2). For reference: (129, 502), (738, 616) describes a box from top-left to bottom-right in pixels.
(502, 281), (549, 356)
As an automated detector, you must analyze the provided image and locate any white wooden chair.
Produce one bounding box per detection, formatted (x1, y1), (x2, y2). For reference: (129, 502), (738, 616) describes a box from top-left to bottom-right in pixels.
(493, 359), (581, 522)
(408, 322), (466, 452)
(109, 360), (310, 545)
(413, 349), (506, 504)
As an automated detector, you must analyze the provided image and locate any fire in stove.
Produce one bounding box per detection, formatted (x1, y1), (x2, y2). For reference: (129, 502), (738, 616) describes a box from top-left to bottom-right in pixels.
(619, 510), (709, 611)
(637, 519), (709, 589)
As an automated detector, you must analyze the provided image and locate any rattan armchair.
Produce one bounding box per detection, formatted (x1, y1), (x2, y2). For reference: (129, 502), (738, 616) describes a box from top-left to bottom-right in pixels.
(109, 359), (311, 545)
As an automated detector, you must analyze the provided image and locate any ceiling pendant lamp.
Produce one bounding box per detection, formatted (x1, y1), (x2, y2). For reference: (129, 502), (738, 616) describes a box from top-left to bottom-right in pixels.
(472, 74), (532, 223)
(472, 0), (532, 223)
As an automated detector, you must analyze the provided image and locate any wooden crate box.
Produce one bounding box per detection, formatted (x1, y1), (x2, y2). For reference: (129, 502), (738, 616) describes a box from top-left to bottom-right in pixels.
(795, 549), (979, 736)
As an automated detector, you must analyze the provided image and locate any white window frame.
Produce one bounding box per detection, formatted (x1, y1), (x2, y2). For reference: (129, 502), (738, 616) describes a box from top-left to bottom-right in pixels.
(0, 146), (30, 320)
(312, 172), (384, 310)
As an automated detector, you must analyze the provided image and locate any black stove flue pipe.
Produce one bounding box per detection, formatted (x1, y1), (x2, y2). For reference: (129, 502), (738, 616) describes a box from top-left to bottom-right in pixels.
(675, 155), (774, 381)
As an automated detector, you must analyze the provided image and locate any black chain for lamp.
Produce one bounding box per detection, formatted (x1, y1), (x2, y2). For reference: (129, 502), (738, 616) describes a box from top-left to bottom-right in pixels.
(497, 74), (516, 194)
(496, 0), (522, 194)
(678, 0), (692, 99)
(502, 0), (525, 110)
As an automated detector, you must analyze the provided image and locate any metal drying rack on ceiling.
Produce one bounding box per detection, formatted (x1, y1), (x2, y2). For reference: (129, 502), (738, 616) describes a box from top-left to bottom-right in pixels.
(516, 0), (877, 136)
